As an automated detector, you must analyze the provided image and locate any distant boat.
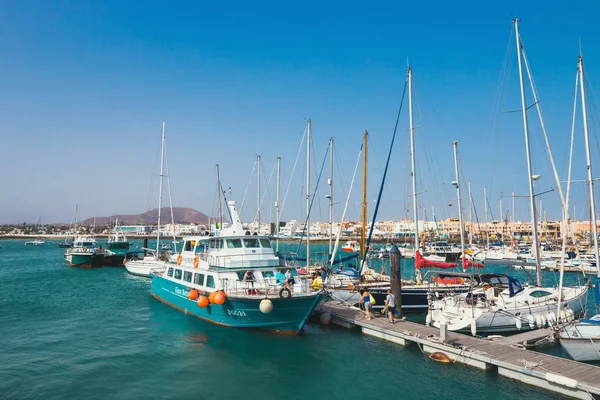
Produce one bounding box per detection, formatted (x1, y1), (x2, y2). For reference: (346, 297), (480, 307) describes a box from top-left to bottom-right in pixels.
(25, 216), (45, 246)
(25, 239), (45, 246)
(57, 241), (72, 248)
(103, 219), (131, 266)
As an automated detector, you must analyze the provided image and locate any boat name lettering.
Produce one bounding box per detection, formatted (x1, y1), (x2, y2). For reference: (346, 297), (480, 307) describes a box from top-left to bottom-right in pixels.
(227, 310), (247, 317)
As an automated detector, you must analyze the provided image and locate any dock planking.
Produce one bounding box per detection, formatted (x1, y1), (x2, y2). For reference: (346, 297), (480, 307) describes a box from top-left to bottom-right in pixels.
(318, 301), (600, 400)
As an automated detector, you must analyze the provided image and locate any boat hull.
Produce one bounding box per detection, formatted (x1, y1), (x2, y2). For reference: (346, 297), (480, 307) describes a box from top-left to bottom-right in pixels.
(328, 284), (471, 313)
(125, 259), (167, 277)
(151, 275), (323, 334)
(560, 337), (600, 361)
(64, 252), (104, 268)
(432, 286), (588, 334)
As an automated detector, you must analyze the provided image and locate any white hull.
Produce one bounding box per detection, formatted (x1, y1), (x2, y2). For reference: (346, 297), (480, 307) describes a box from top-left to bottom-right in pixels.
(560, 337), (600, 361)
(431, 285), (588, 335)
(559, 316), (600, 361)
(125, 258), (167, 277)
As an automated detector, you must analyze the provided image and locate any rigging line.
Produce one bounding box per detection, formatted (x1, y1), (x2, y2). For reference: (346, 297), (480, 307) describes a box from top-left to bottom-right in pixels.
(280, 127), (307, 218)
(361, 80), (408, 270)
(254, 159), (277, 224)
(487, 27), (515, 199)
(330, 144), (364, 268)
(239, 158), (257, 216)
(294, 146), (330, 255)
(145, 133), (163, 213)
(219, 182), (234, 223)
(522, 47), (566, 210)
(557, 68), (580, 318)
(163, 142), (177, 245)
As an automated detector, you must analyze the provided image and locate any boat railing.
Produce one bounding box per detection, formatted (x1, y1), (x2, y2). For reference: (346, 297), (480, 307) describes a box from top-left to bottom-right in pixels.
(220, 276), (314, 297)
(205, 252), (279, 268)
(150, 266), (167, 276)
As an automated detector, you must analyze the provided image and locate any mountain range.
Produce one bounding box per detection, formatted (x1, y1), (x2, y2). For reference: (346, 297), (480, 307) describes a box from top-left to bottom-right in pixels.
(81, 208), (209, 225)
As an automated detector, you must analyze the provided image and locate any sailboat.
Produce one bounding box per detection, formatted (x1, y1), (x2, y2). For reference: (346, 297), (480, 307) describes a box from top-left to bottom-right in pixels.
(58, 205), (78, 248)
(24, 216), (45, 246)
(125, 120), (176, 277)
(328, 67), (478, 312)
(558, 54), (600, 361)
(429, 19), (588, 335)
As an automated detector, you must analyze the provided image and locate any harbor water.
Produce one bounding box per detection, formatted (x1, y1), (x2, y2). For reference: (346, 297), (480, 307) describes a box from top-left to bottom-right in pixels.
(0, 239), (583, 399)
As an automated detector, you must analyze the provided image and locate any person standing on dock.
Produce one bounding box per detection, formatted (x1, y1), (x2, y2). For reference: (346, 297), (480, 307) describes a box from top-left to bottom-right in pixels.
(385, 289), (396, 324)
(360, 289), (373, 320)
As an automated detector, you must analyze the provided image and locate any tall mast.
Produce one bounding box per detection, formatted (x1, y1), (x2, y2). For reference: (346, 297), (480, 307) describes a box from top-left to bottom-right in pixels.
(157, 120), (165, 255)
(257, 154), (261, 233)
(361, 130), (368, 260)
(512, 189), (515, 243)
(328, 137), (334, 255)
(276, 156), (281, 253)
(216, 164), (223, 233)
(500, 193), (504, 243)
(514, 19), (542, 286)
(306, 119), (311, 271)
(468, 182), (473, 246)
(408, 66), (419, 255)
(452, 141), (466, 268)
(483, 186), (487, 246)
(579, 55), (600, 276)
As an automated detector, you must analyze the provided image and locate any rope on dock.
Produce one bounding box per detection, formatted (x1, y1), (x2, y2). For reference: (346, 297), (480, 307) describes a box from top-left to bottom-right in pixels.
(517, 358), (546, 371)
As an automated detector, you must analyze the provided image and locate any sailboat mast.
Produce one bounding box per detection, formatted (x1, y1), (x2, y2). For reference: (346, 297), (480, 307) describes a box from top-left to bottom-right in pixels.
(514, 19), (542, 286)
(276, 156), (281, 253)
(328, 137), (334, 255)
(361, 130), (368, 260)
(306, 119), (311, 271)
(257, 154), (261, 233)
(157, 120), (165, 254)
(408, 66), (419, 255)
(484, 186), (487, 247)
(578, 55), (600, 276)
(468, 182), (473, 246)
(452, 141), (466, 267)
(216, 164), (223, 233)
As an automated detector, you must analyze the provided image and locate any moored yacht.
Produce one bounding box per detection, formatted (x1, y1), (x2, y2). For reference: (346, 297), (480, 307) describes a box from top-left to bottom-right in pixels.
(150, 201), (324, 334)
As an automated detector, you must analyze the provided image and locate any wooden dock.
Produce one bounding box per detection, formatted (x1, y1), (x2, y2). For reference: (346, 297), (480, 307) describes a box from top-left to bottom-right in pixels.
(318, 301), (600, 400)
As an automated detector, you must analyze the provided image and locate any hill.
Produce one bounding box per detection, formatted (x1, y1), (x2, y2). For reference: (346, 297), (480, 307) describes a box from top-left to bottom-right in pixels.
(81, 208), (209, 225)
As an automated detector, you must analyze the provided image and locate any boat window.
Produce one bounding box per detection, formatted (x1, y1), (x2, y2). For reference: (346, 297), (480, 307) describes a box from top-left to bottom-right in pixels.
(530, 290), (552, 298)
(261, 271), (274, 278)
(195, 242), (208, 254)
(227, 239), (243, 248)
(167, 267), (174, 277)
(206, 275), (215, 288)
(216, 240), (223, 249)
(183, 271), (193, 283)
(259, 238), (272, 248)
(194, 273), (205, 286)
(209, 239), (215, 249)
(184, 241), (193, 252)
(174, 269), (182, 280)
(243, 238), (259, 248)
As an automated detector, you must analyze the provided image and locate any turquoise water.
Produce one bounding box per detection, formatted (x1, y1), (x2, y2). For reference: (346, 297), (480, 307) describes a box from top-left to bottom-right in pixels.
(0, 239), (575, 399)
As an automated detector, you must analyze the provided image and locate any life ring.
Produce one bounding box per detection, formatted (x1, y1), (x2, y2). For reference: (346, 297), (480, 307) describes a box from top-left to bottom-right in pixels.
(193, 256), (199, 268)
(177, 254), (183, 265)
(279, 288), (292, 300)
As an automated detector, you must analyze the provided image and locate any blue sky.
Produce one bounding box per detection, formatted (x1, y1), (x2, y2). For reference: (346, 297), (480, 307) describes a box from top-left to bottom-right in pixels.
(2, 0), (600, 225)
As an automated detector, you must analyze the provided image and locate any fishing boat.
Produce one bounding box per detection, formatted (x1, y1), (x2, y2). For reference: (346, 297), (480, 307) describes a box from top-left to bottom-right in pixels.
(341, 240), (360, 253)
(103, 219), (132, 266)
(429, 19), (588, 335)
(125, 120), (176, 277)
(150, 200), (323, 334)
(64, 236), (104, 268)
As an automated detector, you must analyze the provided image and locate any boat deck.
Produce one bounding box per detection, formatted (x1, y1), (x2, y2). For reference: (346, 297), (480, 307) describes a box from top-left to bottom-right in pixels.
(318, 301), (600, 400)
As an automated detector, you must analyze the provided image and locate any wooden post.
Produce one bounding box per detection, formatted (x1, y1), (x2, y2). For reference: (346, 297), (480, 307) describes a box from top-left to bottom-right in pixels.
(390, 244), (402, 319)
